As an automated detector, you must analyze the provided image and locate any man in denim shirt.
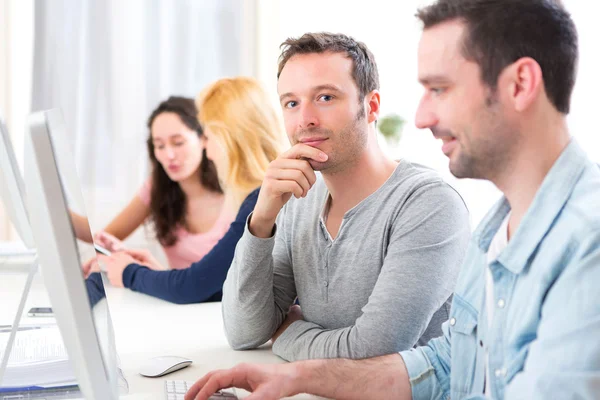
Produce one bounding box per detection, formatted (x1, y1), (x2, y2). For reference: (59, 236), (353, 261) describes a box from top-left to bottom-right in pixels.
(185, 1), (600, 399)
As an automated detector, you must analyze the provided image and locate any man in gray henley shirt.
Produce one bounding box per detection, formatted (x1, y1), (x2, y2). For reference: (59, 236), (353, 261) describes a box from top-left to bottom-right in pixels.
(222, 32), (471, 362)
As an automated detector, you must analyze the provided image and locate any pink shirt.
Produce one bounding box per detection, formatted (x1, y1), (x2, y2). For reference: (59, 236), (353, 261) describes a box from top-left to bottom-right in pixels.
(138, 179), (234, 270)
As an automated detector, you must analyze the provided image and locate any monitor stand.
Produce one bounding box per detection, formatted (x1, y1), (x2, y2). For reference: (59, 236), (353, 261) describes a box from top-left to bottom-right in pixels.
(0, 258), (39, 383)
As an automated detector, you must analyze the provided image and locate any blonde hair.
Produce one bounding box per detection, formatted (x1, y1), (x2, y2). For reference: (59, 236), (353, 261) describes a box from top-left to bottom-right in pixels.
(196, 77), (286, 209)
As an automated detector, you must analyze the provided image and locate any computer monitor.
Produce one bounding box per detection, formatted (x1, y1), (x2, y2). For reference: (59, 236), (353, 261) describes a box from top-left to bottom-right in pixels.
(24, 109), (124, 399)
(0, 113), (35, 249)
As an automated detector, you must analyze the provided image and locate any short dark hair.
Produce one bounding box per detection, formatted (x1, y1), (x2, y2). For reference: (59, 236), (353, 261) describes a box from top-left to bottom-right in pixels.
(416, 0), (578, 114)
(277, 32), (380, 102)
(146, 96), (221, 246)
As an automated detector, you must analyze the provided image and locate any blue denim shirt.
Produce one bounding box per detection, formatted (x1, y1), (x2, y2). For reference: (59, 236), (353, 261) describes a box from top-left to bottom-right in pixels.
(400, 140), (600, 400)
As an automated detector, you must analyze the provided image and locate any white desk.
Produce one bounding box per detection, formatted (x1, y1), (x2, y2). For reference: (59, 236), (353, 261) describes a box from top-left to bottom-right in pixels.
(0, 269), (323, 399)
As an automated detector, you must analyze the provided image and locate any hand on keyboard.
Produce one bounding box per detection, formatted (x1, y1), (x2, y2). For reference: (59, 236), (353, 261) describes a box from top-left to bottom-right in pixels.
(165, 380), (238, 400)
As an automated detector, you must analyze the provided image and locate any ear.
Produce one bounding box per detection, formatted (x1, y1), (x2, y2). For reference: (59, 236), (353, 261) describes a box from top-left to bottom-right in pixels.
(365, 90), (381, 124)
(504, 57), (543, 112)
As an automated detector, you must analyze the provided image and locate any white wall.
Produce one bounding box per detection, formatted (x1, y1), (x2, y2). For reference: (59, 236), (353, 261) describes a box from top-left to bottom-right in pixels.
(567, 4), (600, 156)
(255, 0), (600, 227)
(0, 0), (9, 241)
(2, 1), (598, 240)
(1, 0), (248, 253)
(0, 0), (34, 242)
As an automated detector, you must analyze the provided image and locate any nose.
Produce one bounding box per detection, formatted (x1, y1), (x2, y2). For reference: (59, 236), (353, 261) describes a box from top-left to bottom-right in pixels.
(415, 96), (438, 130)
(165, 147), (176, 160)
(298, 103), (319, 130)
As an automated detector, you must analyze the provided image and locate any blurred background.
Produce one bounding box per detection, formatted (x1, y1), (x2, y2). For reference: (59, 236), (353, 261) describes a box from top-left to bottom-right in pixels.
(1, 0), (599, 260)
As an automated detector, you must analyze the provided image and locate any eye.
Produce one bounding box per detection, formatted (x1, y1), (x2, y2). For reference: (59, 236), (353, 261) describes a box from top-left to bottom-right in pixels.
(284, 100), (298, 109)
(430, 88), (445, 96)
(154, 144), (165, 150)
(174, 141), (185, 147)
(318, 94), (333, 102)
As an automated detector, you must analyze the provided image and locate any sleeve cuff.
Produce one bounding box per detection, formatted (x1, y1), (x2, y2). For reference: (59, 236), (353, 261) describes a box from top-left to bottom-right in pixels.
(400, 347), (445, 400)
(122, 263), (144, 288)
(272, 320), (320, 361)
(246, 212), (277, 238)
(241, 212), (278, 251)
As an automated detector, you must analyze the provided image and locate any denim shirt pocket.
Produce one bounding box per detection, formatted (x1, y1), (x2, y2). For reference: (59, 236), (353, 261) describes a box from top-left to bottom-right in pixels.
(450, 294), (479, 397)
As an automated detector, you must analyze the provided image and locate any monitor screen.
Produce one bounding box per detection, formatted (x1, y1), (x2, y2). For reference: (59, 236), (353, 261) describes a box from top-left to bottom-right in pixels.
(46, 110), (112, 368)
(23, 109), (124, 398)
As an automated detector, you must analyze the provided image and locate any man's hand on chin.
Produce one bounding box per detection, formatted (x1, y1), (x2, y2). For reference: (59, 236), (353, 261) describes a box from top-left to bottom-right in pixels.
(272, 305), (304, 343)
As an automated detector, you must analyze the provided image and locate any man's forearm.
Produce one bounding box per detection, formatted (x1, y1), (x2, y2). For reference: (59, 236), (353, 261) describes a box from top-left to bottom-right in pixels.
(222, 226), (285, 349)
(292, 354), (412, 400)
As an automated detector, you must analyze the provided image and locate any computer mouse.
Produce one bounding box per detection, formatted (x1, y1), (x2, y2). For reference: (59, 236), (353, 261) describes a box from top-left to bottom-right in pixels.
(139, 355), (193, 377)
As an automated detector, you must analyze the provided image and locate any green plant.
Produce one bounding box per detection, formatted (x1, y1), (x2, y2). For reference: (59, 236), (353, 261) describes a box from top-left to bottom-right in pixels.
(378, 113), (405, 145)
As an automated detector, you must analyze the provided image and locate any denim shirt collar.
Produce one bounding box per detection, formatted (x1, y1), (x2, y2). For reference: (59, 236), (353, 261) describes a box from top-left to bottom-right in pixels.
(473, 139), (587, 275)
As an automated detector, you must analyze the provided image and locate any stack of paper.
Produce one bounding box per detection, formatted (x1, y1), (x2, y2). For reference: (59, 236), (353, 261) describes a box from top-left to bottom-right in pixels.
(0, 241), (36, 257)
(0, 325), (77, 391)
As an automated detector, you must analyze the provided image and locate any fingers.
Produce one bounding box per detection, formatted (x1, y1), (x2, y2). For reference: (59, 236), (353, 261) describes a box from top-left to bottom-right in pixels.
(268, 178), (307, 199)
(94, 231), (124, 252)
(187, 369), (244, 400)
(265, 166), (311, 193)
(186, 364), (290, 400)
(94, 231), (111, 246)
(269, 158), (318, 181)
(82, 257), (97, 278)
(187, 363), (265, 400)
(185, 371), (216, 400)
(89, 259), (101, 273)
(93, 254), (106, 267)
(281, 143), (328, 163)
(123, 249), (162, 269)
(262, 143), (325, 198)
(193, 373), (233, 400)
(252, 143), (326, 227)
(123, 248), (149, 262)
(265, 162), (318, 199)
(266, 160), (317, 195)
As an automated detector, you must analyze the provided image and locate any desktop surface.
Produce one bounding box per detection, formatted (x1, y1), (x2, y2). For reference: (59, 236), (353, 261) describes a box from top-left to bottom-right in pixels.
(107, 288), (323, 399)
(0, 272), (324, 399)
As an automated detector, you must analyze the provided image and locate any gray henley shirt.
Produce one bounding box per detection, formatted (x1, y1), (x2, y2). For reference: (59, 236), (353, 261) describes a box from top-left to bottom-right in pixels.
(222, 160), (471, 361)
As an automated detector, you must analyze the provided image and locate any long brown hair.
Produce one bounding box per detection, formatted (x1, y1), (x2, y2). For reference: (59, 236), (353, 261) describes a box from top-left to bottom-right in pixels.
(146, 96), (222, 246)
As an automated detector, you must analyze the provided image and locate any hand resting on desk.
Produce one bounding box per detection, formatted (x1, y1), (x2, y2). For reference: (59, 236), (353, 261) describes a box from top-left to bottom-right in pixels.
(86, 249), (165, 287)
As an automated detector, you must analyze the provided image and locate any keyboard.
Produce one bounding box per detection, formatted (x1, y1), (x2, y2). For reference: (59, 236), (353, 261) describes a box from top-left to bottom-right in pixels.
(164, 380), (238, 400)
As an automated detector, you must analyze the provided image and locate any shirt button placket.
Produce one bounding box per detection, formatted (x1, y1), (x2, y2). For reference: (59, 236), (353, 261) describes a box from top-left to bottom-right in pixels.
(322, 240), (331, 301)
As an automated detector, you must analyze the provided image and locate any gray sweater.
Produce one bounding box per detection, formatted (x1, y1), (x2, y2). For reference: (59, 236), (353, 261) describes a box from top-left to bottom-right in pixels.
(222, 160), (471, 361)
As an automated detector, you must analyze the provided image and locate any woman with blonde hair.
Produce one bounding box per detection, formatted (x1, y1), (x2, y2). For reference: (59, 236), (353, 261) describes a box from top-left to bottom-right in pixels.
(97, 77), (286, 303)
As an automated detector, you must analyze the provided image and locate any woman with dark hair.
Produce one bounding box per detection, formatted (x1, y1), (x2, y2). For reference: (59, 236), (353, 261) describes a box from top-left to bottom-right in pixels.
(91, 96), (234, 270)
(93, 77), (287, 304)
